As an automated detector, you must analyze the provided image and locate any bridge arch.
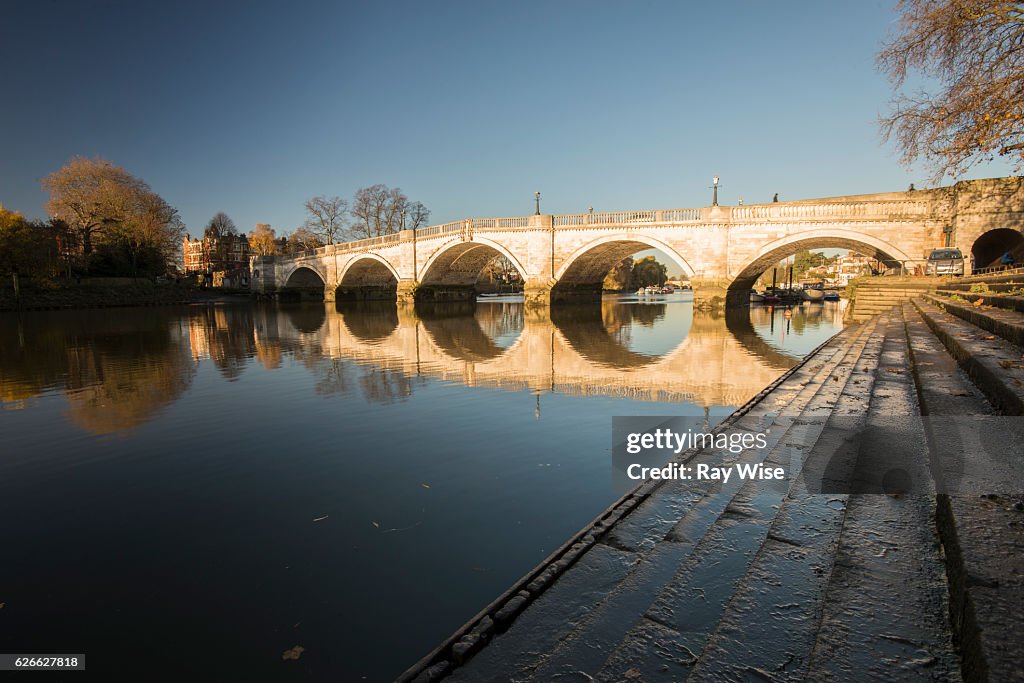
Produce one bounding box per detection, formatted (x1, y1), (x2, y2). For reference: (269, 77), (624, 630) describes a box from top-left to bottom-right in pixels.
(281, 265), (327, 289)
(728, 229), (912, 291)
(553, 235), (697, 289)
(418, 238), (528, 287)
(337, 254), (400, 300)
(338, 253), (401, 285)
(970, 227), (1024, 270)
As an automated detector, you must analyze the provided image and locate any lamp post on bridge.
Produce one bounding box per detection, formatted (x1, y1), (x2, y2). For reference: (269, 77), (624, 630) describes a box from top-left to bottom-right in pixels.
(535, 191), (541, 215)
(712, 175), (720, 207)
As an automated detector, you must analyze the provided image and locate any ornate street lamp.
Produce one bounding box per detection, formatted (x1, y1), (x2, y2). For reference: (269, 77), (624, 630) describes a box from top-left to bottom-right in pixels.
(535, 191), (541, 215)
(712, 175), (720, 206)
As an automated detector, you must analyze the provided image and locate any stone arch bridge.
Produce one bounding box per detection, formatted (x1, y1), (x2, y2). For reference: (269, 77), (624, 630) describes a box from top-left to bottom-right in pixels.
(251, 177), (1024, 308)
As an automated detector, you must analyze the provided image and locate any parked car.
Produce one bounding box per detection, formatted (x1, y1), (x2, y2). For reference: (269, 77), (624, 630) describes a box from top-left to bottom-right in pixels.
(925, 248), (965, 276)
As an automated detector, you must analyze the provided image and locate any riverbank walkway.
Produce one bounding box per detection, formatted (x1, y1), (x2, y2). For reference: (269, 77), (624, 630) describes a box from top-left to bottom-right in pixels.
(401, 278), (1024, 682)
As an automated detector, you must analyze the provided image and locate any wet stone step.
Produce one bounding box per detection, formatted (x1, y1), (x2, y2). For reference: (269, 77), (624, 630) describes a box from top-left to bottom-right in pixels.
(680, 317), (894, 681)
(590, 319), (890, 681)
(448, 320), (883, 681)
(487, 325), (879, 680)
(805, 309), (961, 682)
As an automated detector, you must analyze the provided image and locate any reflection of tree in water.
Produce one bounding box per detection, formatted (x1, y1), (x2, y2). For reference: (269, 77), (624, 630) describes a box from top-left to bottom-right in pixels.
(189, 306), (256, 381)
(313, 358), (352, 397)
(600, 302), (667, 349)
(0, 309), (196, 433)
(358, 365), (421, 405)
(0, 313), (69, 405)
(474, 303), (524, 349)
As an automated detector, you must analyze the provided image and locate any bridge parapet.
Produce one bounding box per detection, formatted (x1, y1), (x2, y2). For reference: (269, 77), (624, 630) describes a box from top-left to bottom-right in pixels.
(731, 199), (933, 222)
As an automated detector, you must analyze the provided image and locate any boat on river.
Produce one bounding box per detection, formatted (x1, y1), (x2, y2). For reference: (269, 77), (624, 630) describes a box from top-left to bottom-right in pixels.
(800, 280), (825, 302)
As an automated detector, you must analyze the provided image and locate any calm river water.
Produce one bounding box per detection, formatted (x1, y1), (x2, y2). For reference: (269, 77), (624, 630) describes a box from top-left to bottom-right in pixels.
(0, 294), (845, 681)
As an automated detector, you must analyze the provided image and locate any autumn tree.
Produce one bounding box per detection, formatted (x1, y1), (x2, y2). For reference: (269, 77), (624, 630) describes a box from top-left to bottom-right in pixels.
(106, 191), (184, 276)
(42, 157), (182, 276)
(249, 223), (279, 256)
(42, 156), (149, 256)
(303, 195), (348, 245)
(878, 0), (1024, 181)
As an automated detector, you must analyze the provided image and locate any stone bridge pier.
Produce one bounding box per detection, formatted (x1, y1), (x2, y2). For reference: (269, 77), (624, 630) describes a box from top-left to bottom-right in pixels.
(253, 177), (1024, 310)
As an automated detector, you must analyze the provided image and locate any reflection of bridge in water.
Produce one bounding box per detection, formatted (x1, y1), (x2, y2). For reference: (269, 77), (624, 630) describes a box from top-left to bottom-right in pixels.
(257, 300), (844, 407)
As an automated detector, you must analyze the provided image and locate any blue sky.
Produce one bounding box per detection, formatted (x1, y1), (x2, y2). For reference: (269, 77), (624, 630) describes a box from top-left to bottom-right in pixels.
(1, 0), (1016, 236)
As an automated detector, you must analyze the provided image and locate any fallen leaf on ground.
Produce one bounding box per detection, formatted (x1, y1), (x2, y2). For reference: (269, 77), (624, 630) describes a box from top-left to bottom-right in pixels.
(313, 515), (328, 522)
(421, 483), (431, 489)
(282, 645), (305, 661)
(371, 521), (380, 528)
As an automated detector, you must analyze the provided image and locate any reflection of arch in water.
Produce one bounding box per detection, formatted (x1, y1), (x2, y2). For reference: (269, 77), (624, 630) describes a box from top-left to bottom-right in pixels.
(550, 304), (676, 369)
(282, 304), (327, 334)
(970, 228), (1024, 270)
(336, 301), (399, 342)
(729, 231), (911, 291)
(417, 302), (518, 361)
(724, 307), (800, 371)
(553, 235), (696, 295)
(418, 238), (527, 287)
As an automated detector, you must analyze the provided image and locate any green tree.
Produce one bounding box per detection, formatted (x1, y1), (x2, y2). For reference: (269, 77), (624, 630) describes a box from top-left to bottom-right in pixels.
(630, 256), (668, 288)
(603, 256), (635, 291)
(0, 206), (55, 291)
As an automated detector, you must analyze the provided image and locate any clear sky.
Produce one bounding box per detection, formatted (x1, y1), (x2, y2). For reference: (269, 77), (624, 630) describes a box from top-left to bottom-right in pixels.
(1, 0), (1016, 236)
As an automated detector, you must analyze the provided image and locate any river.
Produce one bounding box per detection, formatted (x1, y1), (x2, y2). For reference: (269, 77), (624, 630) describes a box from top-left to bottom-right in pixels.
(0, 294), (845, 681)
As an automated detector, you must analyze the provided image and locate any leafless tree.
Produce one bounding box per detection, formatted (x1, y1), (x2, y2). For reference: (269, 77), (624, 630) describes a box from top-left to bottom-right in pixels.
(204, 212), (237, 239)
(284, 227), (324, 255)
(405, 201), (431, 230)
(350, 184), (408, 238)
(878, 0), (1024, 181)
(303, 195), (348, 245)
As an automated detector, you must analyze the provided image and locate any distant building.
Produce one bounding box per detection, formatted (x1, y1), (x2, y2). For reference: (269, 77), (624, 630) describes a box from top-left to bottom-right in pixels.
(182, 233), (252, 274)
